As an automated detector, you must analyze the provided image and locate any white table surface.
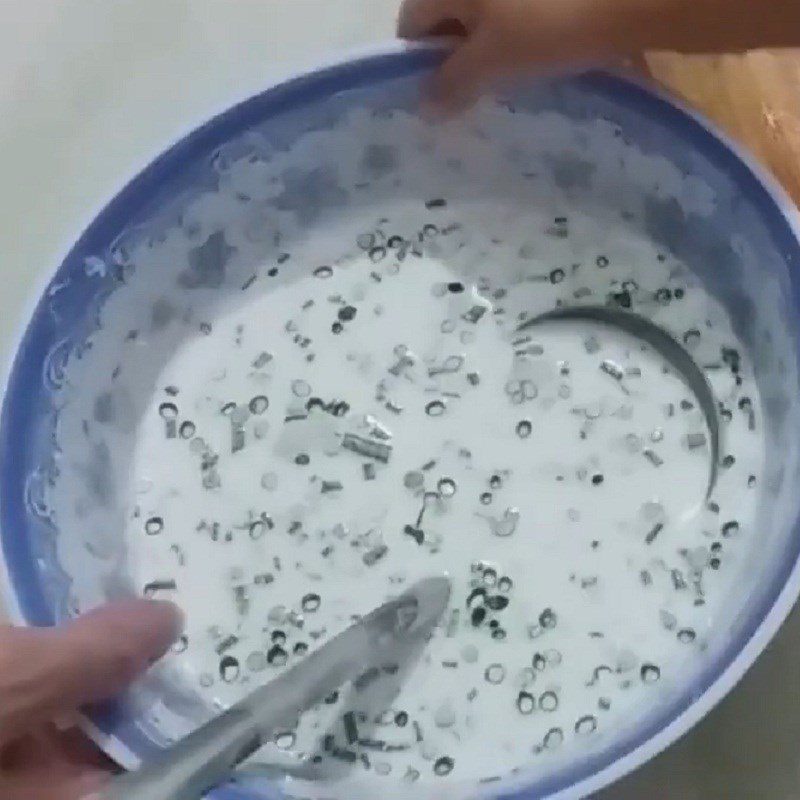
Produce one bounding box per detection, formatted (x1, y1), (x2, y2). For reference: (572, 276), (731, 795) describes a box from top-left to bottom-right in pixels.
(1, 2), (799, 798)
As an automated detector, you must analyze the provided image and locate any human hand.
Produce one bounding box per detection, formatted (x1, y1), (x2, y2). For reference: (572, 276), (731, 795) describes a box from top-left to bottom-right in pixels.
(0, 599), (183, 800)
(398, 0), (621, 111)
(398, 0), (800, 112)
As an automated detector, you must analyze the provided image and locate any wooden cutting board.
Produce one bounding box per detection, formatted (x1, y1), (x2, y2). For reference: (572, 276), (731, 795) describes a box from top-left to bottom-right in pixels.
(644, 50), (800, 206)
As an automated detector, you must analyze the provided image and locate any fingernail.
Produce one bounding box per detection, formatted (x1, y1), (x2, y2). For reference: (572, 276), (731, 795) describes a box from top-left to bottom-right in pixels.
(147, 599), (186, 640)
(92, 598), (186, 659)
(75, 770), (110, 798)
(164, 600), (186, 634)
(53, 711), (80, 731)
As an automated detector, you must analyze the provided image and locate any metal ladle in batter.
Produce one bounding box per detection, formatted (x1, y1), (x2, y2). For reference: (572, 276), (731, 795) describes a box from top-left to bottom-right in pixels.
(517, 305), (721, 498)
(91, 577), (451, 800)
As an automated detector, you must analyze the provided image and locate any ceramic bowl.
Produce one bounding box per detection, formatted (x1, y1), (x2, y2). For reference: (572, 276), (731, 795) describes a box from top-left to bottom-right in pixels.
(2, 44), (800, 800)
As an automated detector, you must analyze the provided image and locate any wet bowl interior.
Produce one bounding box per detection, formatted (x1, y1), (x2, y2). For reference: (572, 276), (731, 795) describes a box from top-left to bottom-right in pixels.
(2, 45), (800, 800)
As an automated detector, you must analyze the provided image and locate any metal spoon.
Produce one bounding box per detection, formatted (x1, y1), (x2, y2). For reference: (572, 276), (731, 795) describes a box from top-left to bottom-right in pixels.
(518, 305), (720, 497)
(91, 576), (451, 800)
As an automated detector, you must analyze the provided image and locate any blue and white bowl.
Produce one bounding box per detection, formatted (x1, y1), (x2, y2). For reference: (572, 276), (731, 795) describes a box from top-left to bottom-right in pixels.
(2, 43), (800, 800)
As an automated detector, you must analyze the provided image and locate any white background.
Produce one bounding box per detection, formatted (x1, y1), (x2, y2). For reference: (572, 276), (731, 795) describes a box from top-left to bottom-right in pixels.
(0, 2), (799, 797)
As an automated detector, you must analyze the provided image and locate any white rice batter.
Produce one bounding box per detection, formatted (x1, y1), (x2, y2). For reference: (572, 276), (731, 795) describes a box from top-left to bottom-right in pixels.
(46, 101), (765, 799)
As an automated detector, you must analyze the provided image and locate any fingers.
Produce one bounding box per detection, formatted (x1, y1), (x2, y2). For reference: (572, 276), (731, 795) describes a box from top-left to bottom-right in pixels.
(0, 600), (183, 745)
(45, 727), (118, 773)
(0, 728), (115, 800)
(0, 769), (107, 800)
(398, 0), (478, 39)
(424, 35), (494, 113)
(398, 0), (502, 114)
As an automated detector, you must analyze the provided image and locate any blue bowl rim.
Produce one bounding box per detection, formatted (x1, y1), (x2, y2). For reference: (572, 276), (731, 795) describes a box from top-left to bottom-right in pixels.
(2, 41), (800, 800)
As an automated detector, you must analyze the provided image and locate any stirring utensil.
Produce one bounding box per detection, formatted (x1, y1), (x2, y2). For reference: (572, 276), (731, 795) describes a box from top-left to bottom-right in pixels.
(91, 576), (451, 800)
(518, 305), (721, 498)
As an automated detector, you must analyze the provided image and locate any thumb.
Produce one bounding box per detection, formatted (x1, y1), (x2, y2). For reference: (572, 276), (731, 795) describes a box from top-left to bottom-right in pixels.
(424, 35), (494, 115)
(0, 600), (183, 745)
